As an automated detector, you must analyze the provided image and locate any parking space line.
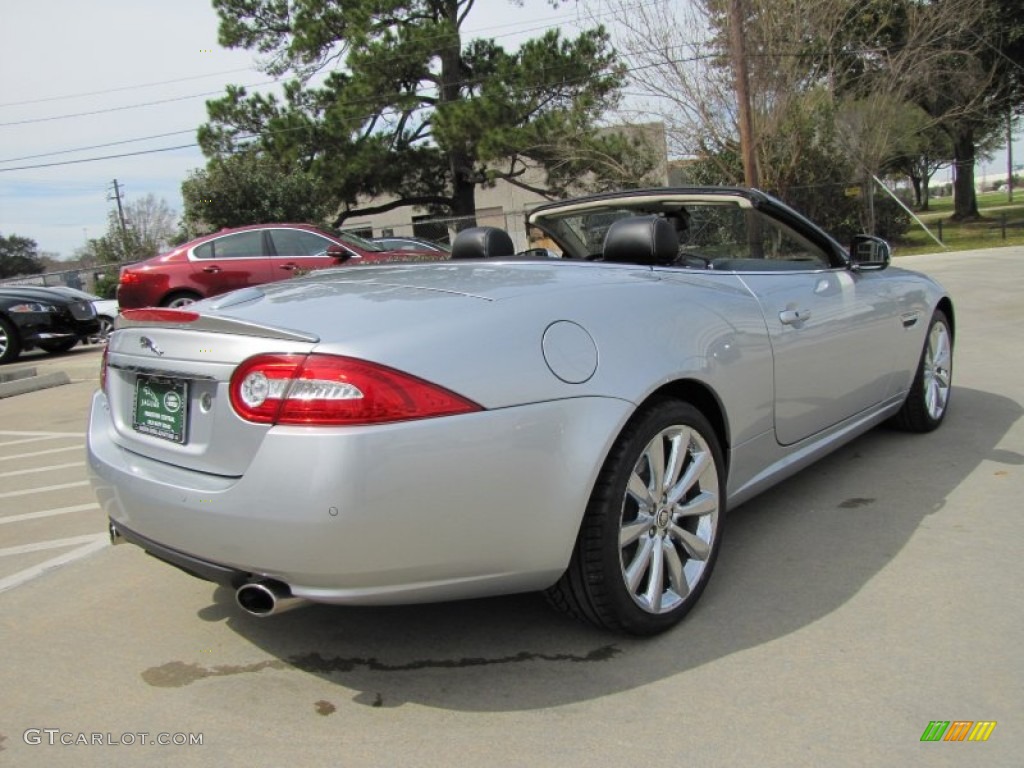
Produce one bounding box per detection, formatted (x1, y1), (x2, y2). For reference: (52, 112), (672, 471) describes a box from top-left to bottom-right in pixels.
(0, 430), (86, 437)
(0, 445), (83, 462)
(0, 461), (85, 478)
(0, 503), (100, 525)
(0, 533), (107, 558)
(0, 480), (91, 499)
(0, 435), (82, 449)
(0, 535), (108, 594)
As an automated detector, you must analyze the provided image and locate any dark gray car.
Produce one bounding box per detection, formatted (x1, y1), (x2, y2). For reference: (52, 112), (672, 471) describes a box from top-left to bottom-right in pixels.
(0, 286), (99, 364)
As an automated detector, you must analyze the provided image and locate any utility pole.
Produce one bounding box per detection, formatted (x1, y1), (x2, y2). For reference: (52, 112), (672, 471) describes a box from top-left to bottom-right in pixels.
(108, 179), (128, 237)
(727, 0), (759, 190)
(1008, 110), (1014, 204)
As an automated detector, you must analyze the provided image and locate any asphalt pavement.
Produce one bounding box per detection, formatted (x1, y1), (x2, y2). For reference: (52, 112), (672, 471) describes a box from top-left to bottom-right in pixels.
(0, 248), (1021, 767)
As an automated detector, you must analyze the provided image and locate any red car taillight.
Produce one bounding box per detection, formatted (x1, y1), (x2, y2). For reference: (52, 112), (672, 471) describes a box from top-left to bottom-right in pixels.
(229, 354), (482, 426)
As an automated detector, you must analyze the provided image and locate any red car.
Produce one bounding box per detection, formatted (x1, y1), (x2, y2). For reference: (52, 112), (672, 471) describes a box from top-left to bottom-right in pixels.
(117, 224), (432, 309)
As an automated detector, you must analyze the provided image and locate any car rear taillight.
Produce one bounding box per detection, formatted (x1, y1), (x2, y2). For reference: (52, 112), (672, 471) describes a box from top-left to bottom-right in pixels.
(119, 270), (142, 285)
(229, 354), (482, 426)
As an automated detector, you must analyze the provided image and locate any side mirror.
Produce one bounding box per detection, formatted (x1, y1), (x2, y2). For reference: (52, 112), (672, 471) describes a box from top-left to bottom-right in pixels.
(327, 244), (351, 263)
(849, 235), (890, 271)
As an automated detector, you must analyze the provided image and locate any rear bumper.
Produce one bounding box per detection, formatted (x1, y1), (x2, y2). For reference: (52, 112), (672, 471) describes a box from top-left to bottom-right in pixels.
(116, 272), (173, 309)
(88, 389), (632, 605)
(109, 519), (248, 587)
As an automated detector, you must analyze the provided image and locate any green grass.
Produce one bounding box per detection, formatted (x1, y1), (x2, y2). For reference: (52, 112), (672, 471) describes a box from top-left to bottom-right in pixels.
(892, 192), (1024, 256)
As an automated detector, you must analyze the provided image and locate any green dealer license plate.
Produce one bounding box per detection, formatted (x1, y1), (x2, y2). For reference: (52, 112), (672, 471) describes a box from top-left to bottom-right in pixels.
(132, 375), (189, 444)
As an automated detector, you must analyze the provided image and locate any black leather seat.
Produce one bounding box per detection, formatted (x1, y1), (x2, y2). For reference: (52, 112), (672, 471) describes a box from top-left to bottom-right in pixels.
(602, 216), (678, 265)
(450, 227), (516, 259)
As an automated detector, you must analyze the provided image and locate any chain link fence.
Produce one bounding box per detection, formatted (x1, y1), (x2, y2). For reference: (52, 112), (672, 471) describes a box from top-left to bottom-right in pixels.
(0, 263), (124, 296)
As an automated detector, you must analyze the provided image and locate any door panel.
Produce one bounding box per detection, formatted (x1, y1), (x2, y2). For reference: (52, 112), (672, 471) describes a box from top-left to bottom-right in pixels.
(739, 269), (899, 445)
(267, 228), (349, 279)
(189, 231), (273, 297)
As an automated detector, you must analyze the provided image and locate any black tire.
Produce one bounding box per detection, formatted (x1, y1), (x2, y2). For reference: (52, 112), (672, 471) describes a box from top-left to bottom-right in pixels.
(546, 400), (726, 635)
(161, 291), (201, 308)
(0, 316), (22, 365)
(39, 338), (78, 354)
(892, 309), (953, 433)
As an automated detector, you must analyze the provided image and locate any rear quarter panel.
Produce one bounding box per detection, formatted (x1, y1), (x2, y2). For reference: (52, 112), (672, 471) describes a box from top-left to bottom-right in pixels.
(259, 266), (777, 459)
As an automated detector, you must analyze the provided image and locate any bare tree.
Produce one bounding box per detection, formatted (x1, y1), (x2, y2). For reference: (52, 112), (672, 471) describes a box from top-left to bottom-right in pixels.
(603, 1), (734, 166)
(123, 194), (178, 255)
(605, 0), (1001, 219)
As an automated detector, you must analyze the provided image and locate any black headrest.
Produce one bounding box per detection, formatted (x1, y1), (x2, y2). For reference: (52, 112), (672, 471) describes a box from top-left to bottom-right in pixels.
(451, 227), (516, 259)
(602, 215), (678, 265)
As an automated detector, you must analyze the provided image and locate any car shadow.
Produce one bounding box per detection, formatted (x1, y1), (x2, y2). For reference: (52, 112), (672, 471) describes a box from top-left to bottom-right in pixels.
(147, 386), (1020, 711)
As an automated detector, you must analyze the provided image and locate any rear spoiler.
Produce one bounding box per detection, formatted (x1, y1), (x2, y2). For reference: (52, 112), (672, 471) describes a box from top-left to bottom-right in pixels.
(116, 308), (320, 343)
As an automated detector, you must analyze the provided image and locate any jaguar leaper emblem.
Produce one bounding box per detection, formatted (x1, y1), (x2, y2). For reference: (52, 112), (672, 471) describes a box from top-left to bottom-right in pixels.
(139, 336), (164, 356)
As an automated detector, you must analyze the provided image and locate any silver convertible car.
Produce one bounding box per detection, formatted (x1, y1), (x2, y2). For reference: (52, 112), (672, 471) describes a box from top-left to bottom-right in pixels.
(87, 188), (953, 635)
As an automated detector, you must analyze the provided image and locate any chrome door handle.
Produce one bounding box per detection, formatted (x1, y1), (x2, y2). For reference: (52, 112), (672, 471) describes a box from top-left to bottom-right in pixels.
(202, 266), (221, 273)
(779, 308), (811, 325)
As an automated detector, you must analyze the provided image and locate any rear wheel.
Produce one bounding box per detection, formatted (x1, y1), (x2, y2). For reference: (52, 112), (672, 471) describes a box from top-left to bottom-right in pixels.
(892, 309), (952, 432)
(0, 317), (22, 364)
(161, 291), (201, 308)
(546, 400), (726, 635)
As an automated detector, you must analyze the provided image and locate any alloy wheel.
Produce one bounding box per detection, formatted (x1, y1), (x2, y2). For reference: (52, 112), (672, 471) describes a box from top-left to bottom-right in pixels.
(619, 424), (720, 614)
(923, 320), (951, 421)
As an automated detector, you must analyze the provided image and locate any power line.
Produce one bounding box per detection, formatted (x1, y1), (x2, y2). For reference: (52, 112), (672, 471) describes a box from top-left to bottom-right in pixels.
(0, 39), (869, 133)
(0, 144), (198, 172)
(0, 1), (701, 148)
(0, 81), (280, 128)
(0, 1), (663, 115)
(0, 129), (199, 164)
(0, 68), (258, 108)
(0, 48), (819, 173)
(0, 52), (692, 169)
(0, 11), (1007, 172)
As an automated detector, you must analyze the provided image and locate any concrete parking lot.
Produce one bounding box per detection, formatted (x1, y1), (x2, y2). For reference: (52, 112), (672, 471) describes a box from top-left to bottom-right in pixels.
(1, 248), (1021, 766)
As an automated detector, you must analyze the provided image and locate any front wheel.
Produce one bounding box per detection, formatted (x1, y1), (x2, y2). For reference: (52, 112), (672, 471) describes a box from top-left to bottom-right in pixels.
(546, 400), (726, 635)
(892, 309), (952, 433)
(0, 317), (22, 364)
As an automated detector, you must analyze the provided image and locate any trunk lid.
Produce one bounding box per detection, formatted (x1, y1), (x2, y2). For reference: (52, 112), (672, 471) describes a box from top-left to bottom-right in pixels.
(102, 262), (645, 476)
(104, 314), (319, 477)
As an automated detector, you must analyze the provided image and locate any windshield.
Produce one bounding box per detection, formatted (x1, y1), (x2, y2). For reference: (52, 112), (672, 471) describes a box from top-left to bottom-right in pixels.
(532, 199), (748, 260)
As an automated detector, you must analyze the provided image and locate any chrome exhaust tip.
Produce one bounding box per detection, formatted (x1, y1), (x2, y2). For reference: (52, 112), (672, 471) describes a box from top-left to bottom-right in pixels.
(109, 522), (124, 546)
(235, 580), (309, 618)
